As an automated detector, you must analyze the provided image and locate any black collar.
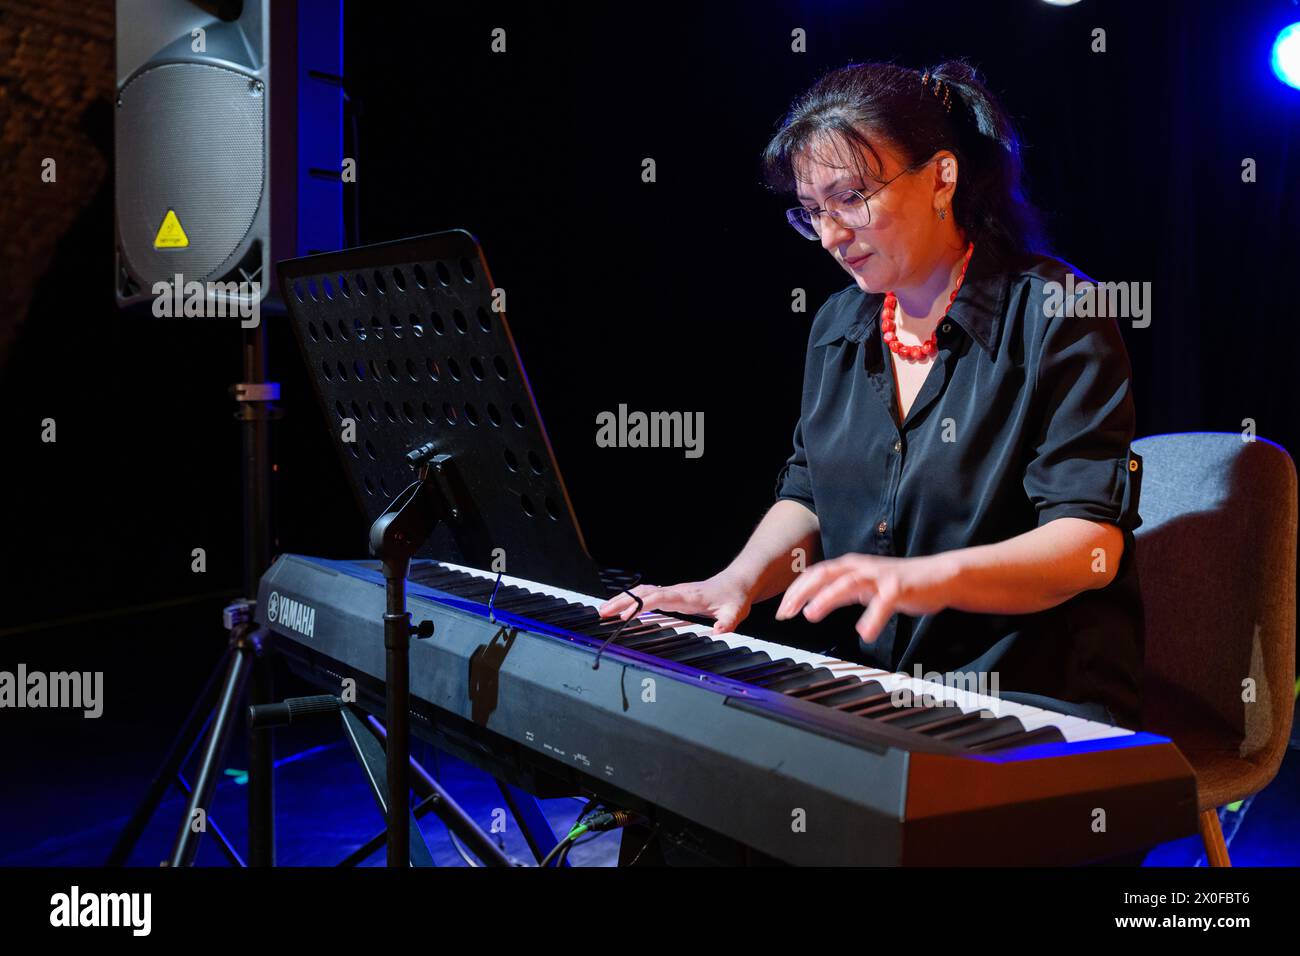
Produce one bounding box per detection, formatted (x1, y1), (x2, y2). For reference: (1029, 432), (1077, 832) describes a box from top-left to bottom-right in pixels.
(812, 243), (1011, 354)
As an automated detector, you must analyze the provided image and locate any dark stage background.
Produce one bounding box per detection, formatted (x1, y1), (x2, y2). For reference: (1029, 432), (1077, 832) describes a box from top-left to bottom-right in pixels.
(0, 0), (1297, 866)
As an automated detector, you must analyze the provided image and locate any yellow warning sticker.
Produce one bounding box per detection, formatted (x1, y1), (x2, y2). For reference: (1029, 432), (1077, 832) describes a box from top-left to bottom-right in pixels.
(154, 209), (189, 249)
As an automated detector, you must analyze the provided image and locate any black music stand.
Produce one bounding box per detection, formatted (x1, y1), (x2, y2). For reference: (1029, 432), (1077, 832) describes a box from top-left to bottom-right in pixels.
(279, 228), (603, 594)
(276, 229), (601, 865)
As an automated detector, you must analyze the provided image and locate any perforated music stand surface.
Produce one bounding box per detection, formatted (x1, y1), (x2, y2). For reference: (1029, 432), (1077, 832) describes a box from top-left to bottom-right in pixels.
(277, 229), (603, 594)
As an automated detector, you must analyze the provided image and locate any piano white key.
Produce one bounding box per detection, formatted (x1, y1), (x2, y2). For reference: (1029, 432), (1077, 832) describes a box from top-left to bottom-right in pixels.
(818, 662), (1127, 741)
(438, 561), (1131, 742)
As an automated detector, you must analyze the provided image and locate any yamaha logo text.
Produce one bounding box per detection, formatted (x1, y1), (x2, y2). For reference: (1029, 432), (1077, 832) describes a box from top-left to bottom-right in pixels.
(267, 591), (316, 638)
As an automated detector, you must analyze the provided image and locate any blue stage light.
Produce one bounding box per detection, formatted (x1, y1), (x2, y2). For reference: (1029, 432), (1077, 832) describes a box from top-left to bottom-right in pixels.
(1272, 22), (1300, 89)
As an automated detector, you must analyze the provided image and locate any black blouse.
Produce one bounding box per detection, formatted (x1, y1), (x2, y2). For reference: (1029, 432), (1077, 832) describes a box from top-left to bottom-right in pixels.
(774, 246), (1145, 730)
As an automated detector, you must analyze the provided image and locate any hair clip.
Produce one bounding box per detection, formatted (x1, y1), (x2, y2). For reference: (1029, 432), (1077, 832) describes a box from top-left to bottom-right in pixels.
(921, 70), (953, 112)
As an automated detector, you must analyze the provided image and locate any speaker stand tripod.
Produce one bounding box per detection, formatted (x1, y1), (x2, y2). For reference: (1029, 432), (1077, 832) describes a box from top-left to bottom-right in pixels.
(108, 320), (278, 867)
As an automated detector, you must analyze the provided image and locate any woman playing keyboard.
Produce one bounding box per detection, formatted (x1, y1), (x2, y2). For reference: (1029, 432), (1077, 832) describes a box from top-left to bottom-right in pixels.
(599, 60), (1144, 734)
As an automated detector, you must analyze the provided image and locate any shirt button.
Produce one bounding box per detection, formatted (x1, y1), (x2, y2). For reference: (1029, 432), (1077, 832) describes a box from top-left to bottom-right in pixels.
(892, 439), (902, 453)
(941, 322), (952, 334)
(876, 520), (888, 534)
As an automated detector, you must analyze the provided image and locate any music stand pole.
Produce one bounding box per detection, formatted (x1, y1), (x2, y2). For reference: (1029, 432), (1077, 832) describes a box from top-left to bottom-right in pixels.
(368, 448), (460, 867)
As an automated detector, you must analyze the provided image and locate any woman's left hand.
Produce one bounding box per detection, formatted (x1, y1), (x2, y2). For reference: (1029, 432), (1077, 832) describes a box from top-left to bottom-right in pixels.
(774, 552), (957, 644)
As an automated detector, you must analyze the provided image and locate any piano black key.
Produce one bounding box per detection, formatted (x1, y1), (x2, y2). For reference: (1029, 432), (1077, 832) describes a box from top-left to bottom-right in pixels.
(409, 566), (470, 585)
(788, 676), (863, 700)
(878, 704), (963, 729)
(419, 571), (479, 589)
(606, 626), (683, 647)
(843, 697), (906, 717)
(410, 573), (476, 594)
(865, 703), (920, 722)
(966, 725), (1067, 753)
(495, 601), (565, 621)
(536, 606), (603, 628)
(616, 627), (684, 649)
(491, 593), (556, 611)
(654, 640), (724, 662)
(926, 710), (998, 739)
(428, 572), (480, 589)
(942, 716), (1027, 748)
(686, 650), (758, 671)
(772, 671), (854, 696)
(911, 709), (992, 735)
(725, 659), (799, 682)
(489, 596), (575, 619)
(687, 648), (760, 672)
(823, 683), (892, 709)
(666, 645), (748, 668)
(636, 635), (708, 658)
(760, 665), (827, 691)
(568, 618), (639, 637)
(602, 622), (672, 642)
(706, 651), (771, 675)
(453, 574), (512, 592)
(736, 662), (808, 685)
(441, 580), (497, 600)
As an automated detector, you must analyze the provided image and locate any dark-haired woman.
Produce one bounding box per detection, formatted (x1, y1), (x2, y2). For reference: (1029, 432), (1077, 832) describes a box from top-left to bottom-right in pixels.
(599, 61), (1144, 736)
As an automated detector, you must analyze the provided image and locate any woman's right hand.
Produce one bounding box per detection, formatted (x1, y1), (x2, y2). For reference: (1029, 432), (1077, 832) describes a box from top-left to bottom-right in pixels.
(596, 571), (754, 635)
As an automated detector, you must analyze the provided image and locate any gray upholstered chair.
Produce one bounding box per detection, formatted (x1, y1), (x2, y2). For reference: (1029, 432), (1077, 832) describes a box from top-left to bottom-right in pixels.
(1133, 432), (1297, 866)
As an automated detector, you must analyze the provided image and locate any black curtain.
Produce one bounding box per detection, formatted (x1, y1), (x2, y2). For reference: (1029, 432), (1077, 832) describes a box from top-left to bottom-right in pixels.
(3, 0), (1296, 642)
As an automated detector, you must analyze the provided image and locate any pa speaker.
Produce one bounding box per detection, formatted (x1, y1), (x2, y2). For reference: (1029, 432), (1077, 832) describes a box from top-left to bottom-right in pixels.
(114, 0), (344, 314)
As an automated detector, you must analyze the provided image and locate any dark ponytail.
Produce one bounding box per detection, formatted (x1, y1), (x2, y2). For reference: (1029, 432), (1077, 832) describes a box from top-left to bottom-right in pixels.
(760, 59), (1045, 262)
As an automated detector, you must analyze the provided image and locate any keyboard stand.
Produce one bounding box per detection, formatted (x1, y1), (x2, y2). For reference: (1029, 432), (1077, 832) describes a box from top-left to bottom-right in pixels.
(247, 695), (515, 866)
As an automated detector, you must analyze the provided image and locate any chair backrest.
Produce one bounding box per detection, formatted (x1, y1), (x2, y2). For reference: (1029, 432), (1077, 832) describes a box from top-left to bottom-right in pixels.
(1133, 432), (1296, 762)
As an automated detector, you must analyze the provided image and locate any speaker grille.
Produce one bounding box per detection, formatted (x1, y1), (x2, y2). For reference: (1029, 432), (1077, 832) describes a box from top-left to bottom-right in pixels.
(116, 62), (265, 286)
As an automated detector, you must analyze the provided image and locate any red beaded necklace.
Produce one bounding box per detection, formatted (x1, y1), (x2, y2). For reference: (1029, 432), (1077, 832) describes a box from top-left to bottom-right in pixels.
(880, 242), (975, 362)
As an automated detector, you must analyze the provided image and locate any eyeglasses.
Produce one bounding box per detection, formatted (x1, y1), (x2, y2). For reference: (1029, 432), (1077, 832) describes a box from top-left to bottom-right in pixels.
(785, 157), (933, 240)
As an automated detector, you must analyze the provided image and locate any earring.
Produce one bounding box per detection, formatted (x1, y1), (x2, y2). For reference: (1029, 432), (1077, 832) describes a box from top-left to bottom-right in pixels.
(938, 207), (947, 220)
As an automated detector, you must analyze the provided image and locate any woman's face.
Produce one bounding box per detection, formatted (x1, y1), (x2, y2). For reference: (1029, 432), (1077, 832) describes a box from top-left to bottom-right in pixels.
(795, 134), (952, 295)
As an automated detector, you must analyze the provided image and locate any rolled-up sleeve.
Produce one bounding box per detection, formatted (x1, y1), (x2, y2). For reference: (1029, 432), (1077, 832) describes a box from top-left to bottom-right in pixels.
(775, 415), (816, 514)
(1023, 307), (1143, 532)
